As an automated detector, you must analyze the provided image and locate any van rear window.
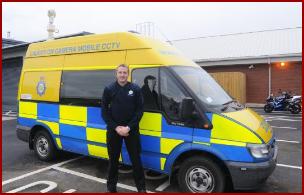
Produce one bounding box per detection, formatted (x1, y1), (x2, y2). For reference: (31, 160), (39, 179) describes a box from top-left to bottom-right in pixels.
(60, 70), (114, 106)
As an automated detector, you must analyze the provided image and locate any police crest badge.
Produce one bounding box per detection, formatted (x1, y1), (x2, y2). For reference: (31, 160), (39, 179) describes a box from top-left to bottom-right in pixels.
(128, 90), (134, 96)
(36, 77), (46, 96)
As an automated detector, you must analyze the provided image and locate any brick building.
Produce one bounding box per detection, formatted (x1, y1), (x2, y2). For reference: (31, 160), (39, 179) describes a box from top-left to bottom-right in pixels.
(171, 27), (302, 104)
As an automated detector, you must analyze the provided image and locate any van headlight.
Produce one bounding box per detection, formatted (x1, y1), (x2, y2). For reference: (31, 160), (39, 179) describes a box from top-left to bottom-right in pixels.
(247, 144), (269, 158)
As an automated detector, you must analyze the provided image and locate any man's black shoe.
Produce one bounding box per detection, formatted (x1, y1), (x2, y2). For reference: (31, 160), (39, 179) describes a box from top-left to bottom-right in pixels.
(107, 188), (117, 193)
(137, 189), (146, 193)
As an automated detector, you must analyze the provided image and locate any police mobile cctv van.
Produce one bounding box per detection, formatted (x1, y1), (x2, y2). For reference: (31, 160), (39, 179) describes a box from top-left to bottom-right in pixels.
(17, 32), (277, 192)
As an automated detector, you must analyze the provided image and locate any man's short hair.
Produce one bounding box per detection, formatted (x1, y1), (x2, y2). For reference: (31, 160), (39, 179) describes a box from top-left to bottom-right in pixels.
(116, 64), (129, 73)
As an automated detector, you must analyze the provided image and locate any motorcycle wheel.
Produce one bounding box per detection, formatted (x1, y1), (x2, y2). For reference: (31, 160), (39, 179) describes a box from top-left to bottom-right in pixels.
(264, 104), (274, 113)
(290, 104), (301, 114)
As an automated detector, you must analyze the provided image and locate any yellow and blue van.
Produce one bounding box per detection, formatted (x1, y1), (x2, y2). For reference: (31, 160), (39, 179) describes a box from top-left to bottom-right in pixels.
(17, 32), (277, 192)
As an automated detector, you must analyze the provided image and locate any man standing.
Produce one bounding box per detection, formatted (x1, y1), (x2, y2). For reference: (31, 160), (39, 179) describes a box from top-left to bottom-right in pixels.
(102, 64), (146, 193)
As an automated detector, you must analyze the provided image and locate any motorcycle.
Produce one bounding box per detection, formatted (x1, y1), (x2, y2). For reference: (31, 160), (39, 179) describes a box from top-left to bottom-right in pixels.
(264, 90), (301, 114)
(289, 95), (302, 114)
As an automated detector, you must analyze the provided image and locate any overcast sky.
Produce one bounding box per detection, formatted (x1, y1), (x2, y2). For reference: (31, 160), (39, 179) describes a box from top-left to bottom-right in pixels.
(2, 2), (302, 43)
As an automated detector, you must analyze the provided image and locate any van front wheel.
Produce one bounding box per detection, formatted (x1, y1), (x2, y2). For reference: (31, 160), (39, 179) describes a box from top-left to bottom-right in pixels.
(33, 131), (56, 161)
(178, 157), (225, 193)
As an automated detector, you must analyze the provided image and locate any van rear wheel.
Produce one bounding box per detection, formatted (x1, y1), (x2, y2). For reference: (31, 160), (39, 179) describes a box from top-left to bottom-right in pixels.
(33, 131), (57, 161)
(178, 156), (225, 193)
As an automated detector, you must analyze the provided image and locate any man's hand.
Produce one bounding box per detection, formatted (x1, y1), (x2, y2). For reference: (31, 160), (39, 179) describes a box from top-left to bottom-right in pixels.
(121, 126), (130, 136)
(120, 126), (130, 136)
(115, 126), (124, 136)
(115, 126), (129, 137)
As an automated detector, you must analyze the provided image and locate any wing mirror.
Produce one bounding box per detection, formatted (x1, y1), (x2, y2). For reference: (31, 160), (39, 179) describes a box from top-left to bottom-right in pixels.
(181, 98), (213, 129)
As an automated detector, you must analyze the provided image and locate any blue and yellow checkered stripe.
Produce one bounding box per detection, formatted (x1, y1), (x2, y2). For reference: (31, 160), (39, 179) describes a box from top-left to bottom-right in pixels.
(18, 101), (256, 174)
(192, 112), (258, 163)
(122, 112), (191, 172)
(17, 101), (190, 172)
(18, 101), (118, 160)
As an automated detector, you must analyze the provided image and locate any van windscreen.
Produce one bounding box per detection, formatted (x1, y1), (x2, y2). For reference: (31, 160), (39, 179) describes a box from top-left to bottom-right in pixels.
(171, 66), (232, 106)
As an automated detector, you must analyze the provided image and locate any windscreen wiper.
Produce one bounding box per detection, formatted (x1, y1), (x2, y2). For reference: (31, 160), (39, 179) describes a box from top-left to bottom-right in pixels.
(221, 100), (238, 112)
(222, 100), (237, 105)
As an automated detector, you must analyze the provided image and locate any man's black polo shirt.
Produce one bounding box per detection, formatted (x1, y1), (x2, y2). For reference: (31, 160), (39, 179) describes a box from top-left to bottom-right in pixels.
(101, 81), (144, 132)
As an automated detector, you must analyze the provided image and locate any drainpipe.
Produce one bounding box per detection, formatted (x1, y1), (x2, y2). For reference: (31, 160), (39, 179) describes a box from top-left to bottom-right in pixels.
(268, 58), (271, 96)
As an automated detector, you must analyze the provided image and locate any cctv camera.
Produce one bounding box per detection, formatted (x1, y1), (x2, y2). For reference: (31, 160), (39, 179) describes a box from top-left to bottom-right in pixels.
(48, 9), (56, 17)
(248, 65), (255, 69)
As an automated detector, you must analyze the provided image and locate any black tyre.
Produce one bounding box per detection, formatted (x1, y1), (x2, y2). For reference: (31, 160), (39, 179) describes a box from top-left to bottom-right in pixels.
(33, 130), (57, 161)
(290, 104), (301, 114)
(178, 156), (225, 193)
(264, 104), (274, 113)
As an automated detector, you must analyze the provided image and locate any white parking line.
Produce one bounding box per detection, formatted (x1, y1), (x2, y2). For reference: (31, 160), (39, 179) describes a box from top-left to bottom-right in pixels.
(6, 114), (17, 117)
(63, 189), (77, 193)
(276, 139), (300, 144)
(2, 117), (17, 121)
(2, 157), (83, 185)
(53, 166), (154, 193)
(271, 126), (297, 130)
(269, 115), (301, 118)
(277, 164), (302, 170)
(7, 180), (57, 193)
(257, 110), (302, 114)
(267, 118), (301, 122)
(261, 115), (302, 118)
(155, 180), (170, 191)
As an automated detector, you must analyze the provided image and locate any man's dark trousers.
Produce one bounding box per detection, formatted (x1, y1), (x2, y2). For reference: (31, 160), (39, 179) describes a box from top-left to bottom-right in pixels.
(106, 128), (145, 191)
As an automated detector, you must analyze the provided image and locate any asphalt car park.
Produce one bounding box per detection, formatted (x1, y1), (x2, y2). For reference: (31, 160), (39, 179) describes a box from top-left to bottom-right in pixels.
(2, 108), (302, 193)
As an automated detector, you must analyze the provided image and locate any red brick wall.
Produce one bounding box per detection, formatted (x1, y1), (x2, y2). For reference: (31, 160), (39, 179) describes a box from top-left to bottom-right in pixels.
(271, 62), (302, 96)
(202, 62), (302, 103)
(203, 64), (269, 103)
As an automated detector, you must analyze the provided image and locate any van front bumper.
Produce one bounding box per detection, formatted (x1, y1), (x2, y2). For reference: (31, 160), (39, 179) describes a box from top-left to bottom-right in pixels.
(226, 145), (278, 190)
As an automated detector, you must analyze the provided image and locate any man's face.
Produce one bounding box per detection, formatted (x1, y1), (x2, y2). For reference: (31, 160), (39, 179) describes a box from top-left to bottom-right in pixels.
(148, 79), (156, 90)
(116, 66), (129, 84)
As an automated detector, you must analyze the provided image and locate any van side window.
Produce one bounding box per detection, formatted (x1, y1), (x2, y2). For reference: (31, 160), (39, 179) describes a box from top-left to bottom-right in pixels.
(132, 68), (160, 111)
(160, 68), (188, 121)
(60, 70), (115, 107)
